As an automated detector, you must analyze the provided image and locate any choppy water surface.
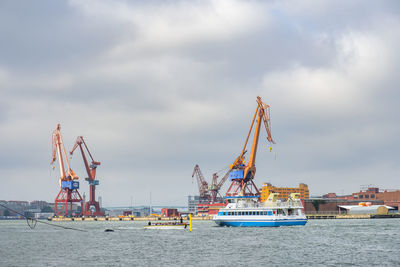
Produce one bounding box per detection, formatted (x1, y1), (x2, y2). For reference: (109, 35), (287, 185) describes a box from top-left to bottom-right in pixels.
(1, 219), (400, 266)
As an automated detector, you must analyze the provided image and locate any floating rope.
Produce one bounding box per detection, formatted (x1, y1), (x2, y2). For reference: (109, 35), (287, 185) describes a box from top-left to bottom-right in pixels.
(213, 165), (230, 175)
(26, 217), (37, 229)
(0, 203), (87, 232)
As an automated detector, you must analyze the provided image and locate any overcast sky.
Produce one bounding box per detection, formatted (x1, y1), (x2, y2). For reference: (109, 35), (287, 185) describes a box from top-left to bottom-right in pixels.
(1, 0), (399, 206)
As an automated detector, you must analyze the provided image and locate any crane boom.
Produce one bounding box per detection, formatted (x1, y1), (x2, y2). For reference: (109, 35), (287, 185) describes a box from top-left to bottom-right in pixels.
(51, 124), (78, 182)
(226, 96), (275, 197)
(192, 164), (210, 201)
(70, 136), (101, 181)
(51, 124), (82, 217)
(217, 169), (230, 189)
(70, 136), (104, 216)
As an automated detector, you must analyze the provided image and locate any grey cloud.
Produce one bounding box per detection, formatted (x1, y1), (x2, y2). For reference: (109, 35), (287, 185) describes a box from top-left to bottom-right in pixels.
(0, 0), (399, 205)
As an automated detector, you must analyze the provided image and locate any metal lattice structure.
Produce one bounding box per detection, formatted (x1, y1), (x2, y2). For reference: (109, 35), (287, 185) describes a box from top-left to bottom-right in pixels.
(51, 124), (83, 217)
(70, 136), (104, 216)
(192, 164), (211, 202)
(225, 96), (275, 198)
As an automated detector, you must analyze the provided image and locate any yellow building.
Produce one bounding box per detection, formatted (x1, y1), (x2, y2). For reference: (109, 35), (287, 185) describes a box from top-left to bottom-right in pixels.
(260, 183), (309, 202)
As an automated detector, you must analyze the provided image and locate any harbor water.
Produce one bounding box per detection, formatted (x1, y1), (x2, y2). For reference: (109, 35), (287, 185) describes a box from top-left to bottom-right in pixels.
(1, 219), (400, 266)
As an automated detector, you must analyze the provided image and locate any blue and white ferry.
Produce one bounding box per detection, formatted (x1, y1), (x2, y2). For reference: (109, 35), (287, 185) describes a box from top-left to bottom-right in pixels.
(213, 193), (307, 227)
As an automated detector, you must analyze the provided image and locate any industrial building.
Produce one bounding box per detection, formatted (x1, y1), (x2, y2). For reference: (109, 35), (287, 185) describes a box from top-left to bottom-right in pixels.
(260, 183), (309, 202)
(197, 203), (225, 216)
(352, 187), (400, 209)
(161, 208), (180, 217)
(303, 198), (386, 214)
(338, 205), (394, 215)
(188, 195), (202, 214)
(320, 187), (400, 212)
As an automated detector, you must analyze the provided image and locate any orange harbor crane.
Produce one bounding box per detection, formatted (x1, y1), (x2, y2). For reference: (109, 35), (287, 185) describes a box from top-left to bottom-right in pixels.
(70, 136), (104, 216)
(51, 124), (83, 217)
(225, 96), (275, 198)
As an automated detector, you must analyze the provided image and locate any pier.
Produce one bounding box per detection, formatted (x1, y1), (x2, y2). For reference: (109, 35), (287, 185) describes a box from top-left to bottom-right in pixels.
(48, 216), (213, 222)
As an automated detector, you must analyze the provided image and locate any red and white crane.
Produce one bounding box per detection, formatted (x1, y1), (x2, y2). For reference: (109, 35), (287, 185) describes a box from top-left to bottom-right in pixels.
(70, 136), (104, 216)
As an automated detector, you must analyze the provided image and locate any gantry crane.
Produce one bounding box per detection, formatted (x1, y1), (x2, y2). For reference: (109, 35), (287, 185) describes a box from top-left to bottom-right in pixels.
(51, 124), (83, 217)
(225, 96), (275, 197)
(70, 136), (104, 216)
(192, 164), (211, 202)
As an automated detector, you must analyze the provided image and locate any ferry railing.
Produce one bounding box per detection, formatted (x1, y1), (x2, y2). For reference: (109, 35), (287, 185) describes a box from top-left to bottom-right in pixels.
(236, 200), (304, 209)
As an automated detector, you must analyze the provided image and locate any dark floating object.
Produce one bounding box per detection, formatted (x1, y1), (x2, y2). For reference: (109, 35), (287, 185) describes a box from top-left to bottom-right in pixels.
(104, 229), (114, 232)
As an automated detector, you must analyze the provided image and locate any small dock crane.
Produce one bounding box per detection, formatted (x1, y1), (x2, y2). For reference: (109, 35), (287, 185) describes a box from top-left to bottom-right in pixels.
(70, 136), (104, 216)
(192, 165), (230, 203)
(209, 170), (230, 203)
(192, 164), (211, 202)
(225, 96), (275, 198)
(51, 124), (83, 217)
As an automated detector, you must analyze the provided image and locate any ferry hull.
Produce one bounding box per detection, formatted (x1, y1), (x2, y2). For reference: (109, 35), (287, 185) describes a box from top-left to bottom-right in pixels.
(214, 219), (307, 227)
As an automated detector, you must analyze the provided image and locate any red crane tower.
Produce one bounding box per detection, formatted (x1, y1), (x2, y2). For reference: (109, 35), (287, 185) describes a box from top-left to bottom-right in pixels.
(192, 165), (230, 203)
(209, 170), (230, 203)
(226, 96), (275, 198)
(70, 136), (104, 216)
(51, 124), (83, 217)
(192, 164), (211, 203)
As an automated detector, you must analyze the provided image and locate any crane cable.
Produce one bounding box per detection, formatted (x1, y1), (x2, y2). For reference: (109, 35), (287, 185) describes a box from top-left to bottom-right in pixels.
(0, 203), (87, 232)
(213, 165), (230, 176)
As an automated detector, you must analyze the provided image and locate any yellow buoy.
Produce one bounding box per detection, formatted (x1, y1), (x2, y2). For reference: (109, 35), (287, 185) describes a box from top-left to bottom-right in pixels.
(189, 214), (192, 232)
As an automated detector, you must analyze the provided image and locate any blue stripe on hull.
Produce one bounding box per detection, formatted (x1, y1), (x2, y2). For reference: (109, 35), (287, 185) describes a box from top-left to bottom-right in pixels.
(215, 220), (307, 227)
